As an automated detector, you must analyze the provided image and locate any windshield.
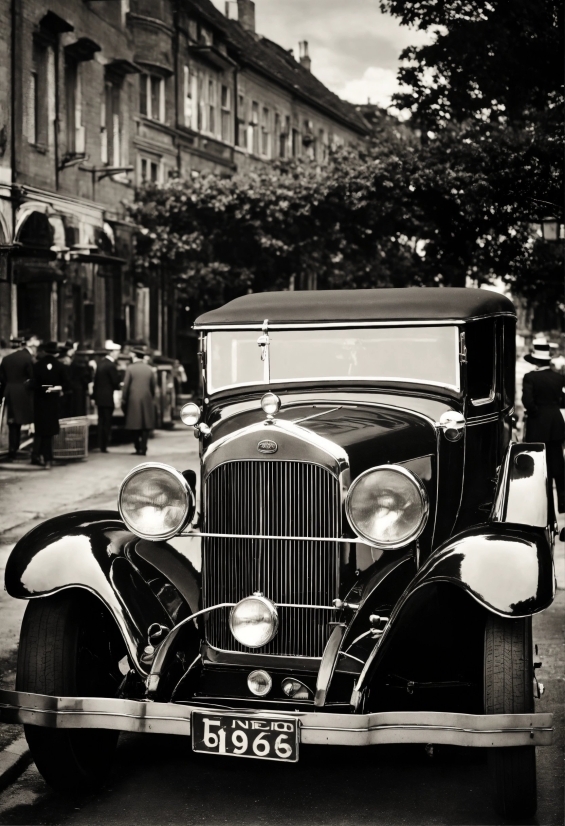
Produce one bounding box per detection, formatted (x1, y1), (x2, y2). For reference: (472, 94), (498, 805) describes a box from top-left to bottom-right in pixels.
(207, 326), (460, 394)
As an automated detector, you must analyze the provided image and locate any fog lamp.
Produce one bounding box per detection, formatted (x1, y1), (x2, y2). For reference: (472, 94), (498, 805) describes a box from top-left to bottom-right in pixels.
(261, 392), (281, 418)
(180, 402), (201, 427)
(248, 670), (272, 697)
(346, 465), (428, 549)
(229, 594), (278, 648)
(281, 679), (311, 700)
(118, 463), (195, 541)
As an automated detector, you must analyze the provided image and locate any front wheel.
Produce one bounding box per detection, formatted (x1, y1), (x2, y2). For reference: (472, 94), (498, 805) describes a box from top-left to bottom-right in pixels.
(484, 615), (537, 819)
(16, 591), (125, 793)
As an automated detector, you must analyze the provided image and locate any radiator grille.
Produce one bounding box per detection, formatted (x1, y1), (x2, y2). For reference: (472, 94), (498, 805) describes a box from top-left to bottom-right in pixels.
(203, 460), (341, 657)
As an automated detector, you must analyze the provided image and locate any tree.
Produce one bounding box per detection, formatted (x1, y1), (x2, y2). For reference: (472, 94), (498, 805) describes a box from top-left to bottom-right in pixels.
(380, 0), (564, 310)
(381, 0), (563, 129)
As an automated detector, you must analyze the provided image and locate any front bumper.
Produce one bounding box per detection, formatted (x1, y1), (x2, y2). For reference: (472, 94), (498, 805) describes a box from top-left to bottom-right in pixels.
(0, 690), (553, 748)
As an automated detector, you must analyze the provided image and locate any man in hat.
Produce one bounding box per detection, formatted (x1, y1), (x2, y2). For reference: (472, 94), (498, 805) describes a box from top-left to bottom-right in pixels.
(92, 344), (121, 453)
(0, 332), (39, 461)
(31, 342), (70, 468)
(522, 337), (565, 513)
(122, 350), (156, 456)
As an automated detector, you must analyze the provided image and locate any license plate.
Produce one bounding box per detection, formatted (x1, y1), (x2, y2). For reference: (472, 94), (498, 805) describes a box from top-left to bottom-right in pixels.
(192, 712), (299, 762)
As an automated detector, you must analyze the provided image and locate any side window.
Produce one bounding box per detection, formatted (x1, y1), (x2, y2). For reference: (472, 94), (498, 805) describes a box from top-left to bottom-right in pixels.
(501, 318), (516, 409)
(465, 319), (495, 405)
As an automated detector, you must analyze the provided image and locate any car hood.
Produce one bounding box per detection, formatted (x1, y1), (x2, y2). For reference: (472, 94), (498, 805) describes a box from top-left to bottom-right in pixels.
(207, 394), (444, 480)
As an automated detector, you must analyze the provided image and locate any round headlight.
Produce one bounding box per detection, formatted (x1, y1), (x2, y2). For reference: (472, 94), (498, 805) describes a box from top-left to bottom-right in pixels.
(229, 594), (278, 649)
(118, 463), (195, 541)
(180, 402), (201, 427)
(346, 465), (428, 549)
(248, 670), (272, 697)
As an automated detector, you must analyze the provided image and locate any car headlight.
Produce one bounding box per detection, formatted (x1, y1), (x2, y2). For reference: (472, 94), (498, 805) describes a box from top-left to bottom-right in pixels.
(230, 594), (278, 648)
(118, 463), (195, 541)
(345, 465), (428, 549)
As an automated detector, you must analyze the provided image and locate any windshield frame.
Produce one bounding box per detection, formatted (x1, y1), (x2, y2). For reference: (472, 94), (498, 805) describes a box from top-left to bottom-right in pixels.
(204, 323), (462, 396)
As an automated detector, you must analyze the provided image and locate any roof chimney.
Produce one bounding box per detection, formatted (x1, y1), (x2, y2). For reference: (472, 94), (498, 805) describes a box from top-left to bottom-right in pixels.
(236, 0), (255, 32)
(298, 41), (311, 72)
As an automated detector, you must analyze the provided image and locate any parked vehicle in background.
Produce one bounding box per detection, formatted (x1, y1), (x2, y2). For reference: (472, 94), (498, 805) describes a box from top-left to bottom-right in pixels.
(0, 289), (556, 820)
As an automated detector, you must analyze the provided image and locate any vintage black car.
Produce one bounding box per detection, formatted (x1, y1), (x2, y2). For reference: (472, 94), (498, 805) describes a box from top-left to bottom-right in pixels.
(0, 288), (555, 819)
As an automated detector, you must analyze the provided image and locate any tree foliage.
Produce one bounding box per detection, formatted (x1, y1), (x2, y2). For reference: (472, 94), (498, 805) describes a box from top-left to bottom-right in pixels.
(381, 0), (563, 129)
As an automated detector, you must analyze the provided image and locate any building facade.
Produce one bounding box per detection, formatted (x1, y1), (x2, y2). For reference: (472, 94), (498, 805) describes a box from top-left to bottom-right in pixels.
(0, 0), (367, 355)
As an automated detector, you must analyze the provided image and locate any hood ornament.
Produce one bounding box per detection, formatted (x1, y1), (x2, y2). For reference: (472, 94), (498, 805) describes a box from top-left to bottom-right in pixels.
(257, 318), (270, 384)
(261, 391), (281, 422)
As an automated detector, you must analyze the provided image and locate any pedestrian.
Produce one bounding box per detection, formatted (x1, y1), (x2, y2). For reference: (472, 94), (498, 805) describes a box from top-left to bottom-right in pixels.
(92, 344), (121, 453)
(68, 346), (92, 417)
(122, 349), (156, 456)
(522, 338), (565, 515)
(0, 332), (39, 461)
(31, 341), (70, 469)
(57, 345), (74, 419)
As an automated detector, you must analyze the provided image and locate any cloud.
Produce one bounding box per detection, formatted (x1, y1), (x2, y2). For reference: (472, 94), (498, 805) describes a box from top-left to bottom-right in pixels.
(336, 66), (400, 107)
(210, 0), (431, 104)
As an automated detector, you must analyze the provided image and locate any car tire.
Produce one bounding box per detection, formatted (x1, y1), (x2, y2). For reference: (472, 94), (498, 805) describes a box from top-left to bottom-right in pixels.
(16, 591), (122, 794)
(484, 615), (537, 819)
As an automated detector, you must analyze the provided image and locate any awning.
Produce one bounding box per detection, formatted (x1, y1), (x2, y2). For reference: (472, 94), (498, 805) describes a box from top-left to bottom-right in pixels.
(64, 38), (101, 62)
(70, 252), (126, 267)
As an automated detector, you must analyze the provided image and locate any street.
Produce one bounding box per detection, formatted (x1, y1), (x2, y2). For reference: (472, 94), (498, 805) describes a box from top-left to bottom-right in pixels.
(0, 428), (562, 825)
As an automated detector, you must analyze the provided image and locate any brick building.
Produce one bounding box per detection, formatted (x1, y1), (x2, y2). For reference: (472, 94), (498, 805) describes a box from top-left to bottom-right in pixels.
(0, 0), (367, 355)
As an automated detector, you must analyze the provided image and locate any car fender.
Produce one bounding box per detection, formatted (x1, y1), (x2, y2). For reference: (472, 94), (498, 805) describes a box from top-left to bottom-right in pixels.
(4, 511), (201, 676)
(490, 442), (549, 528)
(351, 522), (555, 707)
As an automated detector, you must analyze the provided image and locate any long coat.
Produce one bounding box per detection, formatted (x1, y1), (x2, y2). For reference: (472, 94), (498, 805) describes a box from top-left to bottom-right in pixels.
(32, 356), (71, 437)
(0, 348), (34, 424)
(122, 361), (156, 430)
(93, 358), (120, 408)
(69, 357), (92, 416)
(523, 367), (565, 443)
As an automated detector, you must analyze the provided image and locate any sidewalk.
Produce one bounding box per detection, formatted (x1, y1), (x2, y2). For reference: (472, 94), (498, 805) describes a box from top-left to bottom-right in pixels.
(0, 427), (197, 539)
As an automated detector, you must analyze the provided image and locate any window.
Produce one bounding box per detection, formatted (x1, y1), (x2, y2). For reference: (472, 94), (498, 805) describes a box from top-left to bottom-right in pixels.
(303, 118), (315, 159)
(237, 93), (246, 148)
(198, 24), (213, 46)
(139, 73), (165, 122)
(292, 127), (300, 157)
(140, 156), (161, 184)
(102, 78), (122, 166)
(183, 65), (193, 127)
(261, 107), (270, 156)
(221, 84), (231, 142)
(197, 74), (205, 131)
(251, 101), (259, 154)
(274, 112), (281, 156)
(280, 115), (290, 158)
(29, 38), (51, 146)
(207, 327), (460, 394)
(65, 58), (85, 155)
(466, 319), (496, 403)
(318, 128), (327, 163)
(208, 78), (215, 134)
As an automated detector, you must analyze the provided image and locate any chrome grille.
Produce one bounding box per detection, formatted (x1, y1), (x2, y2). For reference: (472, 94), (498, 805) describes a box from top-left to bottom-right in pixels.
(203, 460), (341, 657)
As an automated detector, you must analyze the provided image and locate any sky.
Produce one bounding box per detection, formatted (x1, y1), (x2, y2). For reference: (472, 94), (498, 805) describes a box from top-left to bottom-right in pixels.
(211, 0), (431, 108)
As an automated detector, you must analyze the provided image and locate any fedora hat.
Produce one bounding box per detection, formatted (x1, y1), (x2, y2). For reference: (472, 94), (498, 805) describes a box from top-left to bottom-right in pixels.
(42, 341), (60, 355)
(524, 337), (552, 366)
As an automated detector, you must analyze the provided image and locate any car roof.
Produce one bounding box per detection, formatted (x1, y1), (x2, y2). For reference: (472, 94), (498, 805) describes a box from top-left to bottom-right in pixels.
(194, 288), (515, 328)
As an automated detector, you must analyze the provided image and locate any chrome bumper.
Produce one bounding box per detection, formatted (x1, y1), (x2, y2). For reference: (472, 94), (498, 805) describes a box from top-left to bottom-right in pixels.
(0, 690), (553, 748)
